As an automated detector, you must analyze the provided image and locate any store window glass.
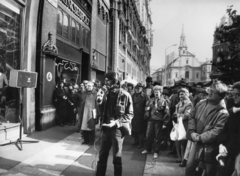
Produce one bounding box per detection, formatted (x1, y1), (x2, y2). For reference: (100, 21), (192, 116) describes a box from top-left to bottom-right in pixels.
(62, 13), (69, 39)
(82, 27), (86, 47)
(57, 9), (63, 36)
(0, 0), (22, 123)
(76, 23), (80, 45)
(86, 30), (90, 49)
(71, 20), (76, 43)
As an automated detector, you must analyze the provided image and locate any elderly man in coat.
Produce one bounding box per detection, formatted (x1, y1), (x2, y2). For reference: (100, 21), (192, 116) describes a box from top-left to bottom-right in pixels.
(185, 81), (229, 176)
(78, 81), (98, 145)
(132, 83), (149, 148)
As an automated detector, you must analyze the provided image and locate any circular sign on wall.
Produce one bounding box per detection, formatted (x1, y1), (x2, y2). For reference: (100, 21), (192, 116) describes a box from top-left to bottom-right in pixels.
(46, 72), (52, 82)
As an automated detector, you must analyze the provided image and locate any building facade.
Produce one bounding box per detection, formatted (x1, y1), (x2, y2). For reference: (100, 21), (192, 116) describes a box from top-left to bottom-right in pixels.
(0, 0), (40, 136)
(0, 0), (153, 141)
(107, 0), (152, 83)
(35, 0), (92, 131)
(90, 0), (109, 83)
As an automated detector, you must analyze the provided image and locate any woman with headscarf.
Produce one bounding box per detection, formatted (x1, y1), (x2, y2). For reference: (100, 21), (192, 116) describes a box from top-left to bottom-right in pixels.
(173, 88), (193, 167)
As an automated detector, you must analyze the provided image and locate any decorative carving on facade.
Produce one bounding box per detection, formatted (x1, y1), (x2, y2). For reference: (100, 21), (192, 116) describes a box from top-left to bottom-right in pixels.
(42, 32), (58, 56)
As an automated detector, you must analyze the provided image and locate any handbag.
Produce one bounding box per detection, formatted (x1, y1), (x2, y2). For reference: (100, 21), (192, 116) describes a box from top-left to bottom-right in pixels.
(170, 121), (178, 141)
(178, 116), (186, 140)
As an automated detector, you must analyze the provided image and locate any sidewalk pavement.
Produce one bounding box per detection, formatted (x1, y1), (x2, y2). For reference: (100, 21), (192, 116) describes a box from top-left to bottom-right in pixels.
(144, 150), (185, 176)
(0, 125), (185, 176)
(0, 125), (89, 176)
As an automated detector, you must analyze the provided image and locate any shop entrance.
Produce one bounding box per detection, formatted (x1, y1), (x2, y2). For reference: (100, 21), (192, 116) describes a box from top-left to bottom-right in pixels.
(81, 52), (89, 82)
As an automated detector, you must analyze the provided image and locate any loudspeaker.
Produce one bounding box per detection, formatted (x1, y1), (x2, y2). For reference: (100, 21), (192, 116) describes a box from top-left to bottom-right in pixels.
(9, 70), (38, 88)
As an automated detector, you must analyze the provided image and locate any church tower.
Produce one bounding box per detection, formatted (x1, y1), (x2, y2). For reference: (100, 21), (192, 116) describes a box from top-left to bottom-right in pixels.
(179, 24), (188, 55)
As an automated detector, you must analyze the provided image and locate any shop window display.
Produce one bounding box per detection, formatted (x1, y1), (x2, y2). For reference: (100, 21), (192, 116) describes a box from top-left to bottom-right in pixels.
(0, 1), (21, 124)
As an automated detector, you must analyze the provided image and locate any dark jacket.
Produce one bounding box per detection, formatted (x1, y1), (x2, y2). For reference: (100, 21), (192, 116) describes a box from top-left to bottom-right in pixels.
(145, 97), (168, 121)
(99, 88), (134, 129)
(132, 92), (149, 132)
(219, 108), (240, 157)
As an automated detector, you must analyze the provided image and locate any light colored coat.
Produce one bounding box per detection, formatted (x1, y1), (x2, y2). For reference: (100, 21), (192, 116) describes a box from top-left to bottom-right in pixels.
(79, 91), (98, 131)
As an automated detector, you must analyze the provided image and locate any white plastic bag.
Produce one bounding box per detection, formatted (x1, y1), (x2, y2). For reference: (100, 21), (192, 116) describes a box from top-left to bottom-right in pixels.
(178, 116), (186, 140)
(170, 122), (178, 141)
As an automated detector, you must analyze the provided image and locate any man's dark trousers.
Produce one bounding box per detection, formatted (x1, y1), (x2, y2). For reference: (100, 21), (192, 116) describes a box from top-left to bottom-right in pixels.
(96, 127), (124, 176)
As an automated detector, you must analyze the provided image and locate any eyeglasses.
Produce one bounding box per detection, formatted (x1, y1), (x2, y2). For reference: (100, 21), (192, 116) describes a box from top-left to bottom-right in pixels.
(233, 93), (240, 98)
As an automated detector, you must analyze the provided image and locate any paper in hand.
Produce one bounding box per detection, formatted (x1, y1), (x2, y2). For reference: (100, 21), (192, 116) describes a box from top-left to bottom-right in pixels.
(92, 109), (96, 119)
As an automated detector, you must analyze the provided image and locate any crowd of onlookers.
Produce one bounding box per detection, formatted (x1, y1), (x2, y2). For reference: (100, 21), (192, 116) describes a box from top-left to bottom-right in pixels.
(53, 75), (240, 176)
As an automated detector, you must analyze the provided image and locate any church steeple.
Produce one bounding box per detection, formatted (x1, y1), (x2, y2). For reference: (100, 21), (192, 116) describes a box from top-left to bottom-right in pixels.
(179, 24), (187, 49)
(179, 24), (188, 55)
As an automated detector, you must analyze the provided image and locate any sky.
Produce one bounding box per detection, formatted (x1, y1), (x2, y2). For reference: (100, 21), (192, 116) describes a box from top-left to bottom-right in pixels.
(149, 0), (240, 72)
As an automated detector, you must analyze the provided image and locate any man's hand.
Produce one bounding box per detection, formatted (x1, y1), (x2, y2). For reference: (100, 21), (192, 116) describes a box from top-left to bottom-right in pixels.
(191, 132), (200, 142)
(219, 144), (228, 155)
(233, 107), (240, 114)
(102, 120), (116, 128)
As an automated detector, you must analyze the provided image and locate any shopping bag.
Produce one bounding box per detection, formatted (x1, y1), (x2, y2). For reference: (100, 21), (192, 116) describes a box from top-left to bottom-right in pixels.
(178, 117), (186, 140)
(170, 121), (178, 141)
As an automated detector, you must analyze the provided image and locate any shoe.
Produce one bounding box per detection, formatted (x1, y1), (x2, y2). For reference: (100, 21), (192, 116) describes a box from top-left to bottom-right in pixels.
(179, 160), (187, 167)
(137, 144), (144, 149)
(141, 150), (150, 154)
(153, 153), (158, 159)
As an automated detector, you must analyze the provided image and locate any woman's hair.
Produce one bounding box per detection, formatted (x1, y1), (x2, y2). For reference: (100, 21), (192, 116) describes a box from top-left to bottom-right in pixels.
(153, 85), (163, 93)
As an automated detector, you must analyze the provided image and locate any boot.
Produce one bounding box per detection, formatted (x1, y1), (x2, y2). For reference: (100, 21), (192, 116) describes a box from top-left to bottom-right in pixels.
(96, 163), (107, 176)
(114, 164), (122, 176)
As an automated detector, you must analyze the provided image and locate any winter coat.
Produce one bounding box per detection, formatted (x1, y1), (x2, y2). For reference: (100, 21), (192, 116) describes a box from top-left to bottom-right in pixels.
(145, 96), (168, 121)
(187, 99), (229, 145)
(99, 88), (133, 131)
(132, 92), (149, 133)
(174, 98), (193, 131)
(78, 91), (98, 131)
(219, 108), (240, 157)
(55, 87), (68, 116)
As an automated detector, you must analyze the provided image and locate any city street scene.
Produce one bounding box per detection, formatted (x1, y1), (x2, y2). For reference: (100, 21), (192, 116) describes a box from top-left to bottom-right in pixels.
(1, 0), (240, 176)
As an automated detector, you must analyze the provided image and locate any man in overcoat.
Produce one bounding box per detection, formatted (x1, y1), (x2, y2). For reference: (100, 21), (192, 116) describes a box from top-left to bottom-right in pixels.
(78, 81), (98, 145)
(132, 83), (149, 148)
(185, 81), (229, 176)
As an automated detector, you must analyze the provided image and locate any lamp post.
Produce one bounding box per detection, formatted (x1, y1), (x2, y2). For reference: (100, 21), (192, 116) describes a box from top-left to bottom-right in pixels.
(164, 44), (177, 86)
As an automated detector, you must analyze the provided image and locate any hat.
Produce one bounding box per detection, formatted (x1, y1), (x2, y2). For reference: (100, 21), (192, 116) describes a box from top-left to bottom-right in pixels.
(105, 71), (118, 81)
(135, 83), (143, 88)
(127, 82), (134, 87)
(162, 89), (169, 95)
(178, 78), (189, 87)
(146, 76), (152, 82)
(178, 88), (189, 94)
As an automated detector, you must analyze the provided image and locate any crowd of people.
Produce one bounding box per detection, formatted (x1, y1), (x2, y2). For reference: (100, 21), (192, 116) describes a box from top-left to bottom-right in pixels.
(53, 73), (240, 176)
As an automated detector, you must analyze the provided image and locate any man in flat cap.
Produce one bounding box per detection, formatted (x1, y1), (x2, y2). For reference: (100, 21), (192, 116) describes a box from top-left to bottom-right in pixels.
(131, 83), (149, 148)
